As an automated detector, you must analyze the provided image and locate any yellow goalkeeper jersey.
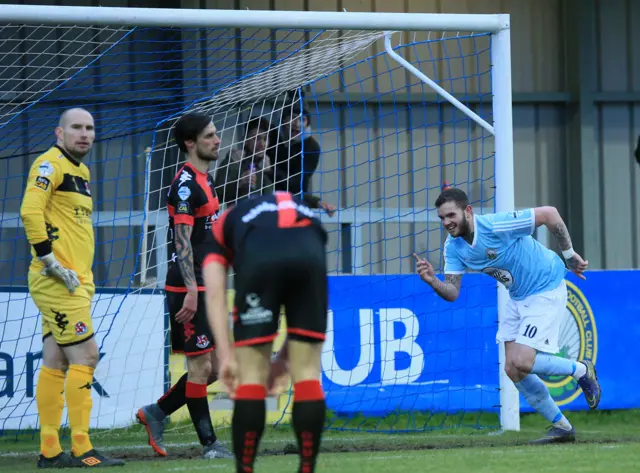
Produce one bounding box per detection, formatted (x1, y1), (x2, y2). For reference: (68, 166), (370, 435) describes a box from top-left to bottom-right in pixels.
(20, 145), (95, 288)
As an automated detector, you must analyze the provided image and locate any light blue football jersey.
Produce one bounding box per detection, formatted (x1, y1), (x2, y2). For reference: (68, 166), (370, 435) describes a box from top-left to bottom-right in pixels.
(443, 208), (567, 301)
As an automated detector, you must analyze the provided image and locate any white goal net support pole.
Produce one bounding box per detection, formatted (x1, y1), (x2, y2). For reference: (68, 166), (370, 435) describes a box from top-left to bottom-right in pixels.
(0, 5), (519, 432)
(383, 25), (518, 432)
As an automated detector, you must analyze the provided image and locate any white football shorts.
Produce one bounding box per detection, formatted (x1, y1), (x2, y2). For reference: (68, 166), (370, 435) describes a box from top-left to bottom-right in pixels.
(496, 279), (567, 354)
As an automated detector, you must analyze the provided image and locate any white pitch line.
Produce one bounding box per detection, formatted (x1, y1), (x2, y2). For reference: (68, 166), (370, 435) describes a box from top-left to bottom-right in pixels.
(168, 465), (227, 471)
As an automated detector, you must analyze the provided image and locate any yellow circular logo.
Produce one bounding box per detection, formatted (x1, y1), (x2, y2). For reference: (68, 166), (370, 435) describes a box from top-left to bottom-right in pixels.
(541, 280), (598, 405)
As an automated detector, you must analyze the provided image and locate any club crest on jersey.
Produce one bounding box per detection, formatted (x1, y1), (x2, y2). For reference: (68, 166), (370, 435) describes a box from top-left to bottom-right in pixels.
(486, 248), (497, 260)
(177, 186), (191, 201)
(38, 161), (54, 177)
(196, 335), (210, 349)
(84, 181), (91, 195)
(75, 322), (88, 335)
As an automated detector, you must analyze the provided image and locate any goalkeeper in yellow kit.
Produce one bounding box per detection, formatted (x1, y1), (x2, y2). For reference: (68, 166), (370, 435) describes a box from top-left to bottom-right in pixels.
(20, 108), (124, 469)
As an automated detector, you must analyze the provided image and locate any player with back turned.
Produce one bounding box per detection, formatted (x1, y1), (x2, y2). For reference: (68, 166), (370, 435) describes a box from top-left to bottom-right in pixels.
(136, 112), (233, 459)
(414, 188), (601, 444)
(202, 191), (330, 473)
(20, 108), (124, 468)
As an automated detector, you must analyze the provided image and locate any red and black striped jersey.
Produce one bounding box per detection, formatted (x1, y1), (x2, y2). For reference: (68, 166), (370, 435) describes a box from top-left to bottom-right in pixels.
(166, 161), (220, 290)
(204, 192), (326, 269)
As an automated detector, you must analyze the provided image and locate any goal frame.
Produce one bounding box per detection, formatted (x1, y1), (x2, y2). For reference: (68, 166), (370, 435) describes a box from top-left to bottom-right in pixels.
(0, 4), (518, 431)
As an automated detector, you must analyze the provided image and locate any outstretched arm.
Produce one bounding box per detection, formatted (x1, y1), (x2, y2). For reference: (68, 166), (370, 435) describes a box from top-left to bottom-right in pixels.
(413, 253), (461, 302)
(431, 274), (462, 302)
(533, 206), (573, 251)
(534, 206), (588, 279)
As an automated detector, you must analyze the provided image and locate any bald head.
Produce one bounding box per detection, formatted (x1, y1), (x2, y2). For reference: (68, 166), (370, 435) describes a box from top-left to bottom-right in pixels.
(58, 108), (93, 127)
(55, 108), (95, 160)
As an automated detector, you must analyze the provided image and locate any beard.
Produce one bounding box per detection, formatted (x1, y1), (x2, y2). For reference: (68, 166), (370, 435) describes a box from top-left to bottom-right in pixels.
(454, 214), (471, 237)
(196, 146), (218, 162)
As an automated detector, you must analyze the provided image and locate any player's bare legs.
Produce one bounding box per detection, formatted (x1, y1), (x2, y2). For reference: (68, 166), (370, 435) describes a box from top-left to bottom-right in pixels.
(42, 335), (69, 371)
(505, 341), (600, 444)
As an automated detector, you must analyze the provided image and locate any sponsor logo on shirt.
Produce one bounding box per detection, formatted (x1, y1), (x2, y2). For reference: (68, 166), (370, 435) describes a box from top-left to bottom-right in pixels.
(178, 170), (192, 186)
(176, 201), (190, 214)
(34, 176), (50, 191)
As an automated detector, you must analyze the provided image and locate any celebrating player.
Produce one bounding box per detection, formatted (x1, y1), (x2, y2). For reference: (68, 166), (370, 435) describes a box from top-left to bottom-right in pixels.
(414, 188), (601, 444)
(20, 108), (124, 468)
(136, 112), (233, 459)
(202, 192), (329, 473)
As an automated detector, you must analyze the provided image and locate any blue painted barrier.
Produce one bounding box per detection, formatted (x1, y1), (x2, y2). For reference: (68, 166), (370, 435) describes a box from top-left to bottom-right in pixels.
(321, 271), (640, 416)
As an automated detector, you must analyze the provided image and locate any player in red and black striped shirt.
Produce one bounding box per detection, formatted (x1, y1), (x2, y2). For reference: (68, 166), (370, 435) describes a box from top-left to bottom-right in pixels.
(202, 191), (330, 473)
(137, 112), (233, 460)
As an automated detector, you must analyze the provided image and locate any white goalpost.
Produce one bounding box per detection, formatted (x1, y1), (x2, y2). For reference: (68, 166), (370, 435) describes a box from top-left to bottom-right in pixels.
(0, 5), (519, 434)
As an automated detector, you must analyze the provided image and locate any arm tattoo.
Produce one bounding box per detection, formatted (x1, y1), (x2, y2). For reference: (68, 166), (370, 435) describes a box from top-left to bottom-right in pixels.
(550, 222), (573, 251)
(445, 273), (463, 289)
(175, 224), (197, 290)
(566, 258), (581, 271)
(430, 274), (462, 302)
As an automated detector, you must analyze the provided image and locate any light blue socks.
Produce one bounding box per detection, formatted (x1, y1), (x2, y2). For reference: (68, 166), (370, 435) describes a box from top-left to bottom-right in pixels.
(531, 353), (586, 379)
(515, 374), (572, 430)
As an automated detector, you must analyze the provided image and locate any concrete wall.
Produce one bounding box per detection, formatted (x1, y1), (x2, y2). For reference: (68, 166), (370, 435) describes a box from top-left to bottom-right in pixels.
(0, 0), (638, 286)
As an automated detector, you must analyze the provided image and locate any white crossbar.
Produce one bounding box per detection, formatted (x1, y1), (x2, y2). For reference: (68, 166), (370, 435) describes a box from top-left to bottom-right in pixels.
(0, 5), (509, 32)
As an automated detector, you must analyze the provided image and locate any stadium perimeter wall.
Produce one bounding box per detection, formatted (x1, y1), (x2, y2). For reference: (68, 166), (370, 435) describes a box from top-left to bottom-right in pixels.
(0, 0), (639, 283)
(1, 270), (637, 429)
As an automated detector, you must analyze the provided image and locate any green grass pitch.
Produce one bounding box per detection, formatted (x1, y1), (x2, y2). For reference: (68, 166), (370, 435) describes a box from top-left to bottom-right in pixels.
(1, 410), (639, 472)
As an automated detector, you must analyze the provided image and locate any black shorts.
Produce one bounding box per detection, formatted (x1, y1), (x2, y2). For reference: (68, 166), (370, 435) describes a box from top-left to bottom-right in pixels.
(166, 290), (214, 356)
(233, 226), (328, 347)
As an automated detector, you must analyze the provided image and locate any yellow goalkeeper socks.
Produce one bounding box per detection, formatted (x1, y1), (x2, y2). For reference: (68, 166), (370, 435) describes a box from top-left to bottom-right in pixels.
(66, 364), (95, 456)
(36, 366), (66, 458)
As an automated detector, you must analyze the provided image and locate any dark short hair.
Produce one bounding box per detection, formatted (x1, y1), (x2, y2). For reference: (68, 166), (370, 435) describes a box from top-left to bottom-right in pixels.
(281, 106), (311, 126)
(245, 116), (270, 136)
(173, 112), (212, 153)
(435, 188), (469, 209)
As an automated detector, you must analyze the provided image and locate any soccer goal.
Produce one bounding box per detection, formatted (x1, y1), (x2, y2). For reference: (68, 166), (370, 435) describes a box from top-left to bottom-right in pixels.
(0, 5), (519, 437)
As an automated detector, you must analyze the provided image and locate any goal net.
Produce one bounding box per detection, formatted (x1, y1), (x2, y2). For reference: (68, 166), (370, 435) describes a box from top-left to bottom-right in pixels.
(0, 7), (517, 438)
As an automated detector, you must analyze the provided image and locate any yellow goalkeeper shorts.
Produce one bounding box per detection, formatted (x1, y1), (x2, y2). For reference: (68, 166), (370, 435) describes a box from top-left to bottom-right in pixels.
(28, 271), (95, 347)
